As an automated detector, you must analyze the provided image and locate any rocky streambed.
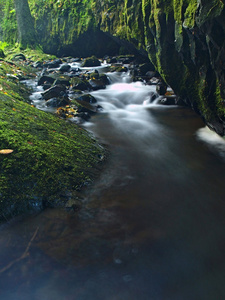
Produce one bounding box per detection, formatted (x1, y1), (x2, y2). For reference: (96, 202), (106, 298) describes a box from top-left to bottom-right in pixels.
(1, 51), (173, 223)
(26, 54), (178, 124)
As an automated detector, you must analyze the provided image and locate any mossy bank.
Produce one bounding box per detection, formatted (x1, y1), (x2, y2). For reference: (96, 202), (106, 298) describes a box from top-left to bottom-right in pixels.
(0, 52), (105, 222)
(2, 0), (224, 134)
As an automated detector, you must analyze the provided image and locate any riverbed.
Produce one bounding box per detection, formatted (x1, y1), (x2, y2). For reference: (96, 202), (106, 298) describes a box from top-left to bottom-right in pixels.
(0, 70), (225, 300)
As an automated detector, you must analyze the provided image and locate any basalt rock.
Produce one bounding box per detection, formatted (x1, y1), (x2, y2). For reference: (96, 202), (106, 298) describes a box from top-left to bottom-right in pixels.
(88, 79), (106, 90)
(46, 95), (70, 107)
(77, 94), (97, 104)
(81, 56), (101, 67)
(59, 63), (71, 73)
(70, 77), (90, 91)
(41, 84), (67, 100)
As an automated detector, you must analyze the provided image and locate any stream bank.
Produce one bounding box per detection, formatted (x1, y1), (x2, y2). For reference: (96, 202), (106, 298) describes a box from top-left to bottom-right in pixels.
(0, 51), (106, 223)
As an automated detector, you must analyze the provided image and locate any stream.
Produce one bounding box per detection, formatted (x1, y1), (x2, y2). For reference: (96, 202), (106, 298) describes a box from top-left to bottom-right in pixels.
(0, 70), (225, 299)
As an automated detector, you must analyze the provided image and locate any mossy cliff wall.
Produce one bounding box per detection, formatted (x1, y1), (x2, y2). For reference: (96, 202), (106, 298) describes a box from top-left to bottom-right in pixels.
(1, 0), (225, 134)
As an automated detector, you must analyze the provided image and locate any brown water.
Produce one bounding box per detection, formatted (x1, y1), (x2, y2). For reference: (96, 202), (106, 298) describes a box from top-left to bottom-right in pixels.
(0, 76), (225, 300)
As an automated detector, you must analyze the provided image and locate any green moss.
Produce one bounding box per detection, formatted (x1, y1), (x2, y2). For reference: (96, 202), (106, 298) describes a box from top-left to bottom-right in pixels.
(0, 58), (105, 222)
(183, 0), (198, 28)
(215, 79), (225, 118)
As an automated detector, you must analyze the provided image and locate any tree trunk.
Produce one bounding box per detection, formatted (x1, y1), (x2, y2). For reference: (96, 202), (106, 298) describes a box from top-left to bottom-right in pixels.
(14, 0), (38, 48)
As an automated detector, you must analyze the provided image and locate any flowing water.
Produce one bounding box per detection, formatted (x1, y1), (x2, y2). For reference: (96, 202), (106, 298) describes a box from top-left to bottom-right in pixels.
(1, 72), (225, 300)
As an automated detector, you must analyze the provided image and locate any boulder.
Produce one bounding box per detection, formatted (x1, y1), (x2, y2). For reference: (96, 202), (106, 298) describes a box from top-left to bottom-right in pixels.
(89, 71), (99, 79)
(44, 59), (62, 69)
(59, 64), (71, 73)
(70, 77), (90, 91)
(38, 74), (56, 85)
(110, 66), (128, 72)
(41, 84), (67, 100)
(53, 75), (71, 86)
(81, 55), (101, 67)
(46, 95), (70, 107)
(139, 63), (155, 76)
(156, 82), (167, 95)
(77, 94), (97, 104)
(73, 99), (98, 114)
(99, 73), (110, 85)
(88, 79), (106, 90)
(157, 96), (176, 106)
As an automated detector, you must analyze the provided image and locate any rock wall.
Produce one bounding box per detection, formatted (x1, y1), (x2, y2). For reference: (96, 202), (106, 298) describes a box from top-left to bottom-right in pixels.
(141, 0), (225, 135)
(2, 0), (225, 134)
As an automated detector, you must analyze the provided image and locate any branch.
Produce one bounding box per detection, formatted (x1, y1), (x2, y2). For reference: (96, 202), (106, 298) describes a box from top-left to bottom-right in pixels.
(0, 227), (39, 274)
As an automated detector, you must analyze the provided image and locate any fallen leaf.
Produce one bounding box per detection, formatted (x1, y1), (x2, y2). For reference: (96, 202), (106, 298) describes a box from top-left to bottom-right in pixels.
(0, 149), (14, 154)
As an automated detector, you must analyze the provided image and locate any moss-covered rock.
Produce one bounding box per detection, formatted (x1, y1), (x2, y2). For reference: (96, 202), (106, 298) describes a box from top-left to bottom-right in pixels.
(70, 77), (90, 91)
(0, 59), (105, 222)
(81, 56), (101, 67)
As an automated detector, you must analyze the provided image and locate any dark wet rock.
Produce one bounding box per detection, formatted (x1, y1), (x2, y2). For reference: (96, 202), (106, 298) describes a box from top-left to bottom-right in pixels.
(107, 57), (117, 64)
(81, 55), (101, 67)
(43, 83), (52, 90)
(44, 59), (62, 69)
(117, 55), (135, 64)
(88, 79), (106, 90)
(156, 83), (167, 95)
(70, 77), (90, 91)
(41, 84), (67, 100)
(206, 119), (225, 137)
(70, 57), (80, 63)
(89, 71), (99, 79)
(69, 89), (83, 96)
(53, 75), (71, 86)
(59, 64), (71, 73)
(73, 99), (98, 114)
(139, 63), (155, 76)
(145, 71), (156, 79)
(68, 89), (83, 100)
(110, 65), (128, 72)
(99, 74), (110, 85)
(148, 77), (161, 85)
(12, 53), (26, 61)
(46, 95), (70, 107)
(38, 74), (56, 85)
(33, 61), (43, 68)
(70, 67), (82, 74)
(76, 112), (91, 121)
(77, 94), (97, 104)
(157, 96), (177, 105)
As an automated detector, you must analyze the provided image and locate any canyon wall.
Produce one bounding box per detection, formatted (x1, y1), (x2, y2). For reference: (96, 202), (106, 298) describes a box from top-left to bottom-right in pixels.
(3, 0), (225, 134)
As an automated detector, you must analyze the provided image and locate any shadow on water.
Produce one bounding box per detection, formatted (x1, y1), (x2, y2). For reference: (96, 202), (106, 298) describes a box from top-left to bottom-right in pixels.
(0, 74), (225, 300)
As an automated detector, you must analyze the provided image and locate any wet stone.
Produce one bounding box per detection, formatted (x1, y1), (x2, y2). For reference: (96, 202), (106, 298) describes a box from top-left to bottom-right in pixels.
(59, 64), (71, 73)
(41, 84), (67, 100)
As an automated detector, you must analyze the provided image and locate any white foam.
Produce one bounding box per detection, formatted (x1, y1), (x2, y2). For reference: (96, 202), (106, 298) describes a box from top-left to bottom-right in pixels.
(196, 126), (225, 159)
